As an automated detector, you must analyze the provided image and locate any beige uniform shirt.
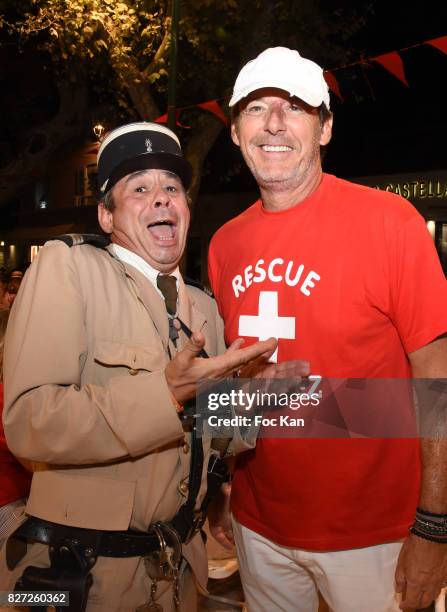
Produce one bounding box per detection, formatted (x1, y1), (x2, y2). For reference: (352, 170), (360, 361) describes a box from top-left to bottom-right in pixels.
(1, 239), (226, 610)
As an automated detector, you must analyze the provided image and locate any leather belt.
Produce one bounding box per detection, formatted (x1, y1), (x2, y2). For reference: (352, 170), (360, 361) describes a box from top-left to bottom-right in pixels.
(14, 516), (164, 558)
(10, 452), (228, 566)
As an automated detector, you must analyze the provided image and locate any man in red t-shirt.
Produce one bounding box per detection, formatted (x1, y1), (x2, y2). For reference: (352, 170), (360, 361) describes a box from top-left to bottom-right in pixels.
(208, 47), (447, 612)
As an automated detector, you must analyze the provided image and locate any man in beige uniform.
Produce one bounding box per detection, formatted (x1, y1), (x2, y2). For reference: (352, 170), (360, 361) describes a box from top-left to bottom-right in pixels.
(0, 122), (277, 611)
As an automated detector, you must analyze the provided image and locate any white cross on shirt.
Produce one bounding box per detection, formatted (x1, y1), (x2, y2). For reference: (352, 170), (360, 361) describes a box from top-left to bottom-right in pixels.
(238, 291), (296, 363)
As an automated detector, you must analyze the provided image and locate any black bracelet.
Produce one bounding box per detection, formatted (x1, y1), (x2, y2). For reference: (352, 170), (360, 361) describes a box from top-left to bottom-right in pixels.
(416, 507), (447, 520)
(410, 526), (447, 544)
(411, 507), (447, 543)
(415, 517), (447, 531)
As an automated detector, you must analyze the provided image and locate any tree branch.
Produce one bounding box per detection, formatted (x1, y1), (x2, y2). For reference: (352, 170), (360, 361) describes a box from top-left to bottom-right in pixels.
(115, 57), (161, 119)
(143, 14), (171, 78)
(101, 17), (161, 120)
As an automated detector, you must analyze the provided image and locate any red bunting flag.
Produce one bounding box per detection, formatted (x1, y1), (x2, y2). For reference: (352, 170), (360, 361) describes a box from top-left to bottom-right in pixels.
(197, 100), (229, 125)
(372, 51), (408, 86)
(324, 71), (344, 102)
(427, 36), (447, 55)
(155, 101), (229, 126)
(151, 37), (447, 123)
(154, 111), (191, 129)
(154, 113), (168, 123)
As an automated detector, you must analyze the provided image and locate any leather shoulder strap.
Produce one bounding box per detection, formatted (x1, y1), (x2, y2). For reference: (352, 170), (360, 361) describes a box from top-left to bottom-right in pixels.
(51, 234), (110, 248)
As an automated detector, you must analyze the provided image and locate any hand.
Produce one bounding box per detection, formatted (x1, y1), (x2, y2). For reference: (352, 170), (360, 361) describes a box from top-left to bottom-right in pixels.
(208, 482), (234, 549)
(165, 332), (277, 405)
(231, 359), (311, 416)
(395, 533), (447, 609)
(239, 357), (310, 380)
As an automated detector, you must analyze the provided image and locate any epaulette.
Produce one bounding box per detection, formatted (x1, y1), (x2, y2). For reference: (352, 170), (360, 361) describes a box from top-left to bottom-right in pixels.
(51, 234), (111, 248)
(184, 276), (213, 298)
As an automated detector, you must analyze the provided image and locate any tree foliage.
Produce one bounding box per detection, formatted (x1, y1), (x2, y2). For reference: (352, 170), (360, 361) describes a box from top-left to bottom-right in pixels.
(0, 0), (372, 207)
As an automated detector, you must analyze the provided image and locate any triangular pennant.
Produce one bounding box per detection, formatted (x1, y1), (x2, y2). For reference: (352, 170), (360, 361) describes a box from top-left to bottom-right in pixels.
(173, 109), (191, 129)
(198, 100), (229, 125)
(153, 111), (191, 129)
(323, 71), (343, 102)
(372, 51), (408, 86)
(427, 36), (447, 55)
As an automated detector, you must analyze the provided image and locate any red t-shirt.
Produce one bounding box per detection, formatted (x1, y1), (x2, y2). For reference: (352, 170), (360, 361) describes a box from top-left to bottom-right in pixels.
(208, 173), (447, 550)
(0, 383), (32, 506)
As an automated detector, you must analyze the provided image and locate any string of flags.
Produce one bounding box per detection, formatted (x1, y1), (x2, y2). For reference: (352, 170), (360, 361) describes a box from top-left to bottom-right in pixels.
(154, 35), (447, 126)
(324, 34), (447, 101)
(155, 99), (229, 127)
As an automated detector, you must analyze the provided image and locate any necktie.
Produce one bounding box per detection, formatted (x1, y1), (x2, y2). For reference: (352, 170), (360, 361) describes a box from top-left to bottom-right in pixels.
(157, 274), (179, 347)
(157, 274), (178, 316)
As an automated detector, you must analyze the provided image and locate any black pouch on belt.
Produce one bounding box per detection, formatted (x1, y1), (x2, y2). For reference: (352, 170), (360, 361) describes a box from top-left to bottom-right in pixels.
(14, 534), (95, 612)
(17, 565), (91, 612)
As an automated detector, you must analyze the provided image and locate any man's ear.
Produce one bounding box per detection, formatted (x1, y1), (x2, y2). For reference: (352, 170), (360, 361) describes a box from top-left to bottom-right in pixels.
(98, 202), (113, 234)
(231, 122), (241, 147)
(319, 115), (333, 146)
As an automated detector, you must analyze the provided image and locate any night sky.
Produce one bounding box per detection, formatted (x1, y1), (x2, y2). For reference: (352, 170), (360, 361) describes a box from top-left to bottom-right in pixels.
(0, 1), (446, 198)
(201, 0), (447, 193)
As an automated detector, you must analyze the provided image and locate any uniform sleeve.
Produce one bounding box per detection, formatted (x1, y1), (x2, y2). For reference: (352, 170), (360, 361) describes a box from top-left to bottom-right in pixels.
(388, 214), (447, 354)
(3, 242), (184, 465)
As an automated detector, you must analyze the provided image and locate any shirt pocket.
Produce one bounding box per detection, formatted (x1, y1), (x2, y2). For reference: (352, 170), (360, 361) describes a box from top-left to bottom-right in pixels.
(94, 340), (165, 374)
(27, 470), (136, 530)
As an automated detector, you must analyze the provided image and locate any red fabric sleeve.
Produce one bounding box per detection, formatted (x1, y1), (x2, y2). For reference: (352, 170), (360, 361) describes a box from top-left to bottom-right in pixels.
(0, 384), (32, 505)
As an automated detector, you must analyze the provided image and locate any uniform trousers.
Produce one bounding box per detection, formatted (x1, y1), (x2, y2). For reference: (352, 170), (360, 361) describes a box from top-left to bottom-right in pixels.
(232, 518), (402, 612)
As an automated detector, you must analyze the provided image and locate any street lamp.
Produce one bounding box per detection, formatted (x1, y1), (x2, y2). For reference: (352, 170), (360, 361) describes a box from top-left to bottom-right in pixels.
(93, 123), (105, 142)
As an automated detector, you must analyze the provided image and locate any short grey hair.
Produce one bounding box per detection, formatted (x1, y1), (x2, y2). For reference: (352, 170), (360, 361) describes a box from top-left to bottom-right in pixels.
(101, 188), (115, 212)
(318, 103), (332, 127)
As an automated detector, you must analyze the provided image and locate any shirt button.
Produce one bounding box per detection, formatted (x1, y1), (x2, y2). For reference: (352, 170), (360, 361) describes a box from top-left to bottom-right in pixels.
(182, 442), (190, 454)
(129, 368), (139, 376)
(178, 481), (189, 496)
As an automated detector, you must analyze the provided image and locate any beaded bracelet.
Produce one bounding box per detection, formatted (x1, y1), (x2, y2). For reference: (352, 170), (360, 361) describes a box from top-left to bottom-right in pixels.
(410, 507), (447, 543)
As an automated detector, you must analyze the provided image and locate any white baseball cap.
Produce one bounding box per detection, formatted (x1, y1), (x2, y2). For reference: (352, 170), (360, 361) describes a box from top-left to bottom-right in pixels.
(229, 47), (330, 110)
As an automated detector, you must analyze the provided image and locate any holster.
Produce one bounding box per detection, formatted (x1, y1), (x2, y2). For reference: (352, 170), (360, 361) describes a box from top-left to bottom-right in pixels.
(15, 537), (94, 612)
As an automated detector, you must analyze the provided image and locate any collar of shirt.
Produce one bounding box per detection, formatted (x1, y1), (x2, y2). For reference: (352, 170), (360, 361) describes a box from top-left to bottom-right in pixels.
(108, 243), (180, 301)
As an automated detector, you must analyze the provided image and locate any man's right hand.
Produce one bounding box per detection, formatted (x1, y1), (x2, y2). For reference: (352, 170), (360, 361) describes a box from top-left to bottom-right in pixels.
(165, 332), (277, 405)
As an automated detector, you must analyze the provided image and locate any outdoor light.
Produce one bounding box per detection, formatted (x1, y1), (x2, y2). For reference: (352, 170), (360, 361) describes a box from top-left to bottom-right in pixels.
(93, 123), (105, 141)
(30, 245), (42, 262)
(427, 220), (436, 240)
(0, 241), (4, 246)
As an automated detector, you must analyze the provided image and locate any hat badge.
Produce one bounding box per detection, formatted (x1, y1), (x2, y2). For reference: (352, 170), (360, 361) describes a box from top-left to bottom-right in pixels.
(145, 137), (153, 152)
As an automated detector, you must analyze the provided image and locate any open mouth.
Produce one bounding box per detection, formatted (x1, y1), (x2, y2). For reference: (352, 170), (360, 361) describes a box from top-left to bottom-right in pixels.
(147, 219), (177, 241)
